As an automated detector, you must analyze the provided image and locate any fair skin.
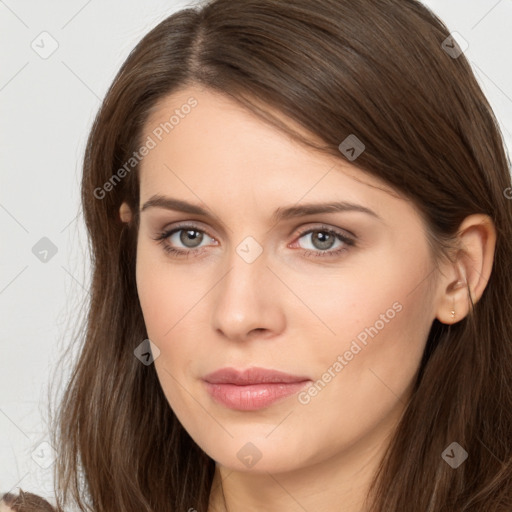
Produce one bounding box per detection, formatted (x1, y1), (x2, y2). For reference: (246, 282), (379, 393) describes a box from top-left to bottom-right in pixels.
(0, 500), (12, 512)
(121, 85), (495, 511)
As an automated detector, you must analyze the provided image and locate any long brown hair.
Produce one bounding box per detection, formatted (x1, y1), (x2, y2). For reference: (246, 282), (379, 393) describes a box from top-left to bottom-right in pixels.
(34, 0), (512, 510)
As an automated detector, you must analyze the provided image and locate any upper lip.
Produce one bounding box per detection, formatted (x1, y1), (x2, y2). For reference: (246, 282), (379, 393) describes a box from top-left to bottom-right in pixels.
(203, 367), (311, 385)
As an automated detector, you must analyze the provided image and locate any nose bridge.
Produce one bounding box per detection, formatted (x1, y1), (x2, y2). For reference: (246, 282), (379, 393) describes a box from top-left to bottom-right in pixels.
(211, 237), (284, 339)
(218, 239), (269, 314)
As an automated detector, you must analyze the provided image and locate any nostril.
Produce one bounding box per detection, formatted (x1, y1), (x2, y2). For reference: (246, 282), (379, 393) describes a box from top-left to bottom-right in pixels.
(248, 328), (268, 337)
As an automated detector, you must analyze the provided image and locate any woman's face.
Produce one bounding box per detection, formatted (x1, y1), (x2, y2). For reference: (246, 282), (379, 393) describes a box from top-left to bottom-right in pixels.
(135, 85), (440, 473)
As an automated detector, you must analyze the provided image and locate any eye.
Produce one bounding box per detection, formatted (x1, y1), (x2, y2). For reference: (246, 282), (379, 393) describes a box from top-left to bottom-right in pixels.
(291, 225), (356, 258)
(153, 223), (217, 258)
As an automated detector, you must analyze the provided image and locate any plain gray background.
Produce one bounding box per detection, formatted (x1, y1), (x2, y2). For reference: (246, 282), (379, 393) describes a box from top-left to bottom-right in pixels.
(1, 0), (511, 501)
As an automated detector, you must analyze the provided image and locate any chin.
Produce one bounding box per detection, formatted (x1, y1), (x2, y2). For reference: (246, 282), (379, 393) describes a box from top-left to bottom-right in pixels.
(195, 430), (320, 474)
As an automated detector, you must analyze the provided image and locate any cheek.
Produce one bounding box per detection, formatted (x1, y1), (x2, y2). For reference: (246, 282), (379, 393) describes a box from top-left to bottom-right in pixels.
(300, 252), (434, 421)
(292, 289), (432, 464)
(299, 239), (433, 379)
(135, 244), (205, 423)
(136, 250), (167, 337)
(135, 239), (205, 340)
(291, 246), (431, 349)
(135, 239), (210, 386)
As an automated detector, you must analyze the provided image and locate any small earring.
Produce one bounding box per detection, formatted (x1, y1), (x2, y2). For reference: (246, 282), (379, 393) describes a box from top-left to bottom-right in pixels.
(450, 299), (456, 319)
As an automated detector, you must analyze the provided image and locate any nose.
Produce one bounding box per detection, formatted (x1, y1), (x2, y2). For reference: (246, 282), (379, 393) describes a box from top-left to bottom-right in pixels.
(211, 245), (286, 342)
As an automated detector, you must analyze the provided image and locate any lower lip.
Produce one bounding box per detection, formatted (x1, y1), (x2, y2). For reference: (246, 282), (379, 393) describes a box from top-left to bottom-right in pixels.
(203, 381), (310, 411)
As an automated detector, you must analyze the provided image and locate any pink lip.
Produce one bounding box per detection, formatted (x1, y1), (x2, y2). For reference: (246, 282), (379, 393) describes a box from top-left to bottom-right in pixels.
(202, 367), (311, 411)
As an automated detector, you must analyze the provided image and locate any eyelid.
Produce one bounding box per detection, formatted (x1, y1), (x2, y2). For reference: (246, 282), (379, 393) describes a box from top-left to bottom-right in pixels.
(158, 220), (217, 240)
(291, 222), (356, 239)
(156, 221), (355, 245)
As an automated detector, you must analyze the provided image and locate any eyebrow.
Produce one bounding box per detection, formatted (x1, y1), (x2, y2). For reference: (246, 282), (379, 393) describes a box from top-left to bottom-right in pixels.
(140, 195), (382, 223)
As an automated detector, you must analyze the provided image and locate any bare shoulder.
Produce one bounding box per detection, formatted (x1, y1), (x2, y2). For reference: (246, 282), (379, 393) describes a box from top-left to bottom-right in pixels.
(0, 494), (15, 511)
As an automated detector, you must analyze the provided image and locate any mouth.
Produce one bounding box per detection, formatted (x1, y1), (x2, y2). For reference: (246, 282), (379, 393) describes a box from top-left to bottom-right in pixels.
(202, 367), (312, 411)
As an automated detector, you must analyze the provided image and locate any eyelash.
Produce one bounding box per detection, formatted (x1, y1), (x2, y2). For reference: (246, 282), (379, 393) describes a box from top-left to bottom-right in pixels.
(153, 222), (356, 260)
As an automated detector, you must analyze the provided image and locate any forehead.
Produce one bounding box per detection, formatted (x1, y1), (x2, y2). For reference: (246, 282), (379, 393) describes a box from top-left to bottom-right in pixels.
(138, 85), (401, 214)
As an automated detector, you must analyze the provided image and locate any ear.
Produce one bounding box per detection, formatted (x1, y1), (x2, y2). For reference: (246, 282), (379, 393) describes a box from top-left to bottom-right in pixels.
(435, 214), (496, 324)
(119, 201), (133, 223)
